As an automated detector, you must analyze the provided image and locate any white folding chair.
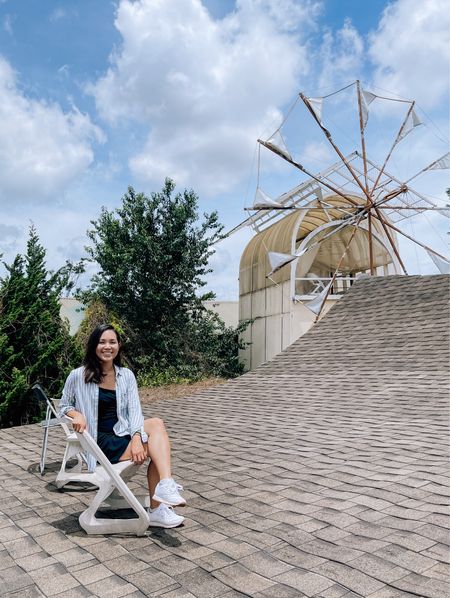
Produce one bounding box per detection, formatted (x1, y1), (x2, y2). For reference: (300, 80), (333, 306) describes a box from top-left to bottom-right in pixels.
(33, 384), (92, 487)
(61, 416), (150, 536)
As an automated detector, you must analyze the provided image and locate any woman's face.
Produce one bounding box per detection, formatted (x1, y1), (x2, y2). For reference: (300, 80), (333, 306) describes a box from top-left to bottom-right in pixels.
(96, 329), (120, 365)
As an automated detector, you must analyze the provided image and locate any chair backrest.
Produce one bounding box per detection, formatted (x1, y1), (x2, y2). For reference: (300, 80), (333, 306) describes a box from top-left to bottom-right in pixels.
(32, 383), (71, 436)
(32, 383), (57, 415)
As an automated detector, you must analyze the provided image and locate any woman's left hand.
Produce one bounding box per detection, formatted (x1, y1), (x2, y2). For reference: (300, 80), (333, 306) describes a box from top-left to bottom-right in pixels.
(130, 435), (146, 464)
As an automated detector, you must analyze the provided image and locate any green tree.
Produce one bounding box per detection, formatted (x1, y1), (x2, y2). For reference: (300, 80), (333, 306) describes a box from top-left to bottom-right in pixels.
(0, 227), (80, 427)
(82, 179), (246, 376)
(74, 299), (131, 364)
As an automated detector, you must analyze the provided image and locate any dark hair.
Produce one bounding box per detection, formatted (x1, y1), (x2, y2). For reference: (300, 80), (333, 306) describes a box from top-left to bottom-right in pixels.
(83, 324), (122, 384)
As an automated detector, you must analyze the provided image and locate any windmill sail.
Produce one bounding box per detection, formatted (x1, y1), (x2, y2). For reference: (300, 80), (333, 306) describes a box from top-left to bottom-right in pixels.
(361, 89), (377, 128)
(266, 130), (292, 160)
(398, 108), (422, 141)
(305, 97), (324, 125)
(426, 250), (450, 274)
(305, 281), (333, 315)
(267, 251), (297, 276)
(252, 188), (283, 209)
(426, 151), (450, 171)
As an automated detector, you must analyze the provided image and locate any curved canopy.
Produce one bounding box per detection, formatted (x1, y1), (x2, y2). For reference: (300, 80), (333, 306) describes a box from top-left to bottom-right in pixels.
(239, 194), (397, 295)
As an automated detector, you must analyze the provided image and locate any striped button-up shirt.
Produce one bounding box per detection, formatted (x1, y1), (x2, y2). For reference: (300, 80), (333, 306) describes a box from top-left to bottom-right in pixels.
(59, 365), (147, 471)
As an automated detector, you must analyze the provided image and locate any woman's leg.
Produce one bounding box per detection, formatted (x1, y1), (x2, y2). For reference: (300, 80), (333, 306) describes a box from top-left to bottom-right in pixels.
(119, 417), (184, 508)
(143, 418), (172, 508)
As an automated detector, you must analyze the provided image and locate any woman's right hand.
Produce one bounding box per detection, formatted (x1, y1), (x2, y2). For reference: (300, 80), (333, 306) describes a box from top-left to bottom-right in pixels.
(71, 412), (87, 433)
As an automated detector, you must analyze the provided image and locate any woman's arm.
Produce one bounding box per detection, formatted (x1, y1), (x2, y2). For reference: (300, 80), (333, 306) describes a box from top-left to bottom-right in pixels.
(125, 370), (145, 436)
(59, 370), (77, 416)
(59, 369), (88, 432)
(66, 410), (88, 433)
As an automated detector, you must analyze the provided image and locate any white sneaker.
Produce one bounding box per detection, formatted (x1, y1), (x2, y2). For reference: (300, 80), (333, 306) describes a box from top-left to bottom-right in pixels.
(147, 504), (184, 528)
(152, 478), (186, 507)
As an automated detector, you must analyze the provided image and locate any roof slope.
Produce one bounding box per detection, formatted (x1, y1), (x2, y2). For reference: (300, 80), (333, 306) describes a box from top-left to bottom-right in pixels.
(261, 273), (449, 375)
(0, 275), (448, 596)
(148, 274), (449, 596)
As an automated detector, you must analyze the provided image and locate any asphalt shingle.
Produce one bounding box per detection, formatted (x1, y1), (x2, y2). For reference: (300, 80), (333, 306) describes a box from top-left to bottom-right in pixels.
(0, 274), (448, 597)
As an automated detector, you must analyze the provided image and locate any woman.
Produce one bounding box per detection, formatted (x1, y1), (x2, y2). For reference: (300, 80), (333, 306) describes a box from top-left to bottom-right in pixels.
(59, 324), (186, 528)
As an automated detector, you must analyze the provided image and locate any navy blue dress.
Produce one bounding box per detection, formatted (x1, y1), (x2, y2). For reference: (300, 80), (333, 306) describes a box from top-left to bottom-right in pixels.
(97, 387), (131, 463)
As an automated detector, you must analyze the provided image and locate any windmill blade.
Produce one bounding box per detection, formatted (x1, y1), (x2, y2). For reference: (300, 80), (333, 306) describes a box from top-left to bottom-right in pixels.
(305, 281), (333, 315)
(361, 89), (377, 128)
(250, 187), (284, 210)
(426, 250), (450, 274)
(372, 210), (449, 264)
(265, 130), (292, 160)
(397, 107), (422, 141)
(301, 92), (372, 203)
(267, 251), (298, 276)
(305, 96), (324, 125)
(405, 151), (450, 184)
(370, 101), (417, 195)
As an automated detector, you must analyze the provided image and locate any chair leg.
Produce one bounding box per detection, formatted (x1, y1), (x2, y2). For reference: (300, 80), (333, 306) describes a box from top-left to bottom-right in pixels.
(78, 464), (149, 536)
(55, 440), (93, 489)
(40, 409), (51, 475)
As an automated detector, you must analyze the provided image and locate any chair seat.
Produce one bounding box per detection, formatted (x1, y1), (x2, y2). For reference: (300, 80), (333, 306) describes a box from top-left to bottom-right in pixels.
(40, 418), (62, 429)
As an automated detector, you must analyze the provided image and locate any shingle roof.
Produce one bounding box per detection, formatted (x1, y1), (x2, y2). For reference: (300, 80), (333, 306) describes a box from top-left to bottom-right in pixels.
(0, 274), (448, 597)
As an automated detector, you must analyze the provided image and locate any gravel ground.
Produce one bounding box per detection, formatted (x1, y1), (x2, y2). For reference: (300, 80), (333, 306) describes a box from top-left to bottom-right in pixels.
(139, 376), (226, 405)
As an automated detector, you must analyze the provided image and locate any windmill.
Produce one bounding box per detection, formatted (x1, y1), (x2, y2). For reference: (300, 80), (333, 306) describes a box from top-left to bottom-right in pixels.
(228, 81), (449, 369)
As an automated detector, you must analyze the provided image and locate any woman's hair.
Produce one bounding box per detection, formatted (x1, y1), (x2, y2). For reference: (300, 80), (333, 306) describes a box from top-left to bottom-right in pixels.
(83, 324), (123, 384)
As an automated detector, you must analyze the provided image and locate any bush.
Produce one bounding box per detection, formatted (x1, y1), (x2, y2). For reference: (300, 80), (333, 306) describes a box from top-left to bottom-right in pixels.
(0, 227), (80, 427)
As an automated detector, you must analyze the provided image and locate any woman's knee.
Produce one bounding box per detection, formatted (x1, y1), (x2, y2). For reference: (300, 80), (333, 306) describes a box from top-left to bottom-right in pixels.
(144, 417), (166, 434)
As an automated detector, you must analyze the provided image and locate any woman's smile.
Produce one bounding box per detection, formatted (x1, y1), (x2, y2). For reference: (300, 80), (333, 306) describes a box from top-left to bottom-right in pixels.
(95, 330), (120, 362)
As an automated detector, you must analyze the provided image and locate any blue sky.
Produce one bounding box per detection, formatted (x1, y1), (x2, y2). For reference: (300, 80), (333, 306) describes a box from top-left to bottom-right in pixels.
(0, 0), (448, 299)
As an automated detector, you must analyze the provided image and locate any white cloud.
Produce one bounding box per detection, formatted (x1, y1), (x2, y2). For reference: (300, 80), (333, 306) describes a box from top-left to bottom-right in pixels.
(317, 18), (364, 92)
(50, 8), (67, 22)
(0, 57), (104, 203)
(300, 140), (333, 168)
(369, 0), (450, 109)
(91, 0), (318, 195)
(49, 7), (78, 22)
(0, 222), (21, 258)
(3, 13), (14, 35)
(205, 227), (253, 299)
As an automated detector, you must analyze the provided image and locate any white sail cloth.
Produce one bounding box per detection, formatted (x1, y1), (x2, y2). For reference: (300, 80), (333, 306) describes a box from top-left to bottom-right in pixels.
(305, 281), (333, 315)
(267, 252), (298, 276)
(252, 188), (283, 210)
(398, 108), (422, 141)
(426, 250), (450, 274)
(266, 130), (291, 160)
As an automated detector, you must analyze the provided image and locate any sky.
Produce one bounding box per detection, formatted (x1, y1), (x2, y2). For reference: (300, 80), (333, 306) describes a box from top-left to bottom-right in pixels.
(0, 0), (449, 300)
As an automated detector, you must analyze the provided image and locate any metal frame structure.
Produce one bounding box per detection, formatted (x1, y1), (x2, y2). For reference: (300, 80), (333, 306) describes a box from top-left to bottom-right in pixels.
(231, 80), (449, 322)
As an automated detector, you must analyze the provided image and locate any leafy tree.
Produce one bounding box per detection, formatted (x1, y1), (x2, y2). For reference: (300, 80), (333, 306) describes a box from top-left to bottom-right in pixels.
(81, 179), (246, 376)
(0, 227), (80, 427)
(74, 299), (130, 362)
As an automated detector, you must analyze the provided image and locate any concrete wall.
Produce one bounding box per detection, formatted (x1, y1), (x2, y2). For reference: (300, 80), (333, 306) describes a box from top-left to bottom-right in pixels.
(59, 299), (239, 335)
(239, 280), (340, 371)
(60, 298), (85, 335)
(203, 301), (239, 328)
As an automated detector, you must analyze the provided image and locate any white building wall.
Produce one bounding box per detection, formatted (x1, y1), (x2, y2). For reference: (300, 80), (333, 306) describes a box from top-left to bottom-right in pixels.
(61, 299), (239, 336)
(203, 301), (239, 328)
(239, 286), (341, 371)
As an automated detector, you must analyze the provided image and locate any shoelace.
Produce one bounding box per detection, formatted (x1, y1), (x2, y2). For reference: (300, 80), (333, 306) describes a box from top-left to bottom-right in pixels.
(160, 504), (175, 513)
(150, 504), (176, 517)
(161, 479), (183, 492)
